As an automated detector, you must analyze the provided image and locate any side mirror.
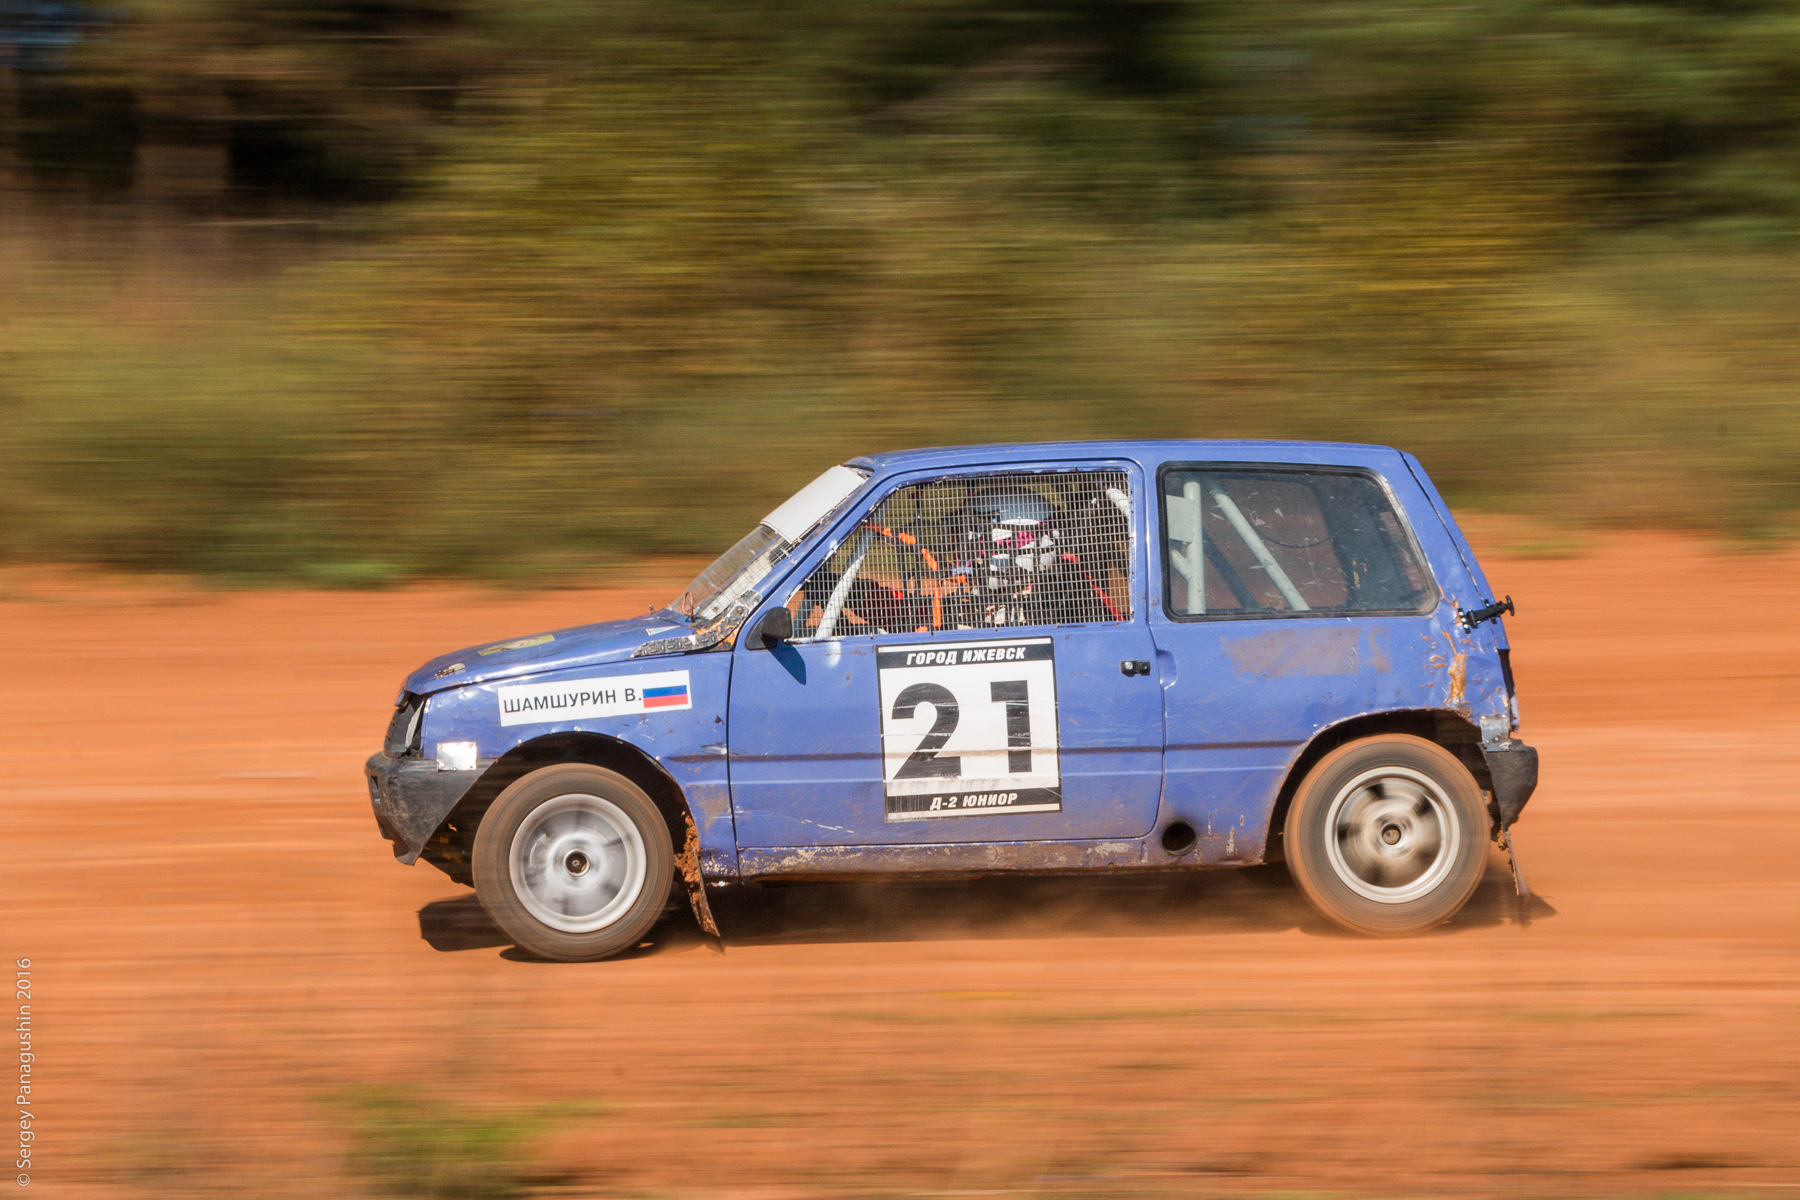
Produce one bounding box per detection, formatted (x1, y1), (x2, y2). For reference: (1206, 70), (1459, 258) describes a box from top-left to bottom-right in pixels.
(749, 606), (793, 649)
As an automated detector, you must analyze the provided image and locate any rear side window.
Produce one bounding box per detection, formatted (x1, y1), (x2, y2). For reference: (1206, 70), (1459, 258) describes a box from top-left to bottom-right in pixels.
(1160, 467), (1434, 618)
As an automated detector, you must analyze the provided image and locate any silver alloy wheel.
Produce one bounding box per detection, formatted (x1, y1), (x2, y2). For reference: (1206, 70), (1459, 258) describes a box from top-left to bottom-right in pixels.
(1323, 766), (1460, 904)
(508, 792), (648, 933)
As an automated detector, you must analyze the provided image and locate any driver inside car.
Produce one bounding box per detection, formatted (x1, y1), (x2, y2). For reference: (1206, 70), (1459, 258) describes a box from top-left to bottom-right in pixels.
(789, 479), (1131, 637)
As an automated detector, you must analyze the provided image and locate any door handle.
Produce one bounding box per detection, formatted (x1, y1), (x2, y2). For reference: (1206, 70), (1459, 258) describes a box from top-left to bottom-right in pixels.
(1120, 659), (1151, 677)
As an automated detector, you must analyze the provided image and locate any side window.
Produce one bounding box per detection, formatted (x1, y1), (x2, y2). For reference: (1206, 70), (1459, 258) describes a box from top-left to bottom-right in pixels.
(1161, 468), (1433, 617)
(784, 469), (1133, 640)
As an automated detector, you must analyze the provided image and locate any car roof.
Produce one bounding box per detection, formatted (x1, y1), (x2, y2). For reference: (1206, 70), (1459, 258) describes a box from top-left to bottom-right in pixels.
(845, 439), (1411, 475)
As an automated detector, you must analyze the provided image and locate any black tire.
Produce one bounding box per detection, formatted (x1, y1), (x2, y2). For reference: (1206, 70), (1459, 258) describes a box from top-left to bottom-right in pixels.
(472, 763), (674, 962)
(1284, 734), (1489, 936)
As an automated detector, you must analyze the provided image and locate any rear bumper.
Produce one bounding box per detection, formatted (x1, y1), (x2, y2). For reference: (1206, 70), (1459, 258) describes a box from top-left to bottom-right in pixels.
(1481, 739), (1539, 829)
(365, 752), (482, 864)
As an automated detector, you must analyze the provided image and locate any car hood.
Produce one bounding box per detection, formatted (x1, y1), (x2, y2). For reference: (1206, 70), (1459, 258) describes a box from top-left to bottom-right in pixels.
(401, 614), (694, 698)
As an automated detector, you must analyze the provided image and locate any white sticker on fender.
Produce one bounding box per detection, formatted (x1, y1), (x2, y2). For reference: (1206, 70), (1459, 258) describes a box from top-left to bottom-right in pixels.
(876, 637), (1060, 821)
(497, 670), (691, 726)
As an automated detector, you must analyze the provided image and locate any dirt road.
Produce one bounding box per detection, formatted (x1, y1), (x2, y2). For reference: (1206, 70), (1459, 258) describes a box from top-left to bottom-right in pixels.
(3, 532), (1797, 1198)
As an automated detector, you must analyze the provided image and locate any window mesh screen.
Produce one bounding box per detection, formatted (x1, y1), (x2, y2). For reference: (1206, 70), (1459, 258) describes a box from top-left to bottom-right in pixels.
(786, 470), (1133, 639)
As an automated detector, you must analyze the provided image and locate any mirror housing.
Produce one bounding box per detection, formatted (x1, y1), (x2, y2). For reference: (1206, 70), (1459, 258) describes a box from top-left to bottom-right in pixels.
(748, 605), (793, 649)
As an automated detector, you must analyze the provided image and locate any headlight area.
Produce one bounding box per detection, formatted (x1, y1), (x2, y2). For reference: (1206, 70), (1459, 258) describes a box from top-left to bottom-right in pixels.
(367, 692), (485, 868)
(385, 692), (425, 757)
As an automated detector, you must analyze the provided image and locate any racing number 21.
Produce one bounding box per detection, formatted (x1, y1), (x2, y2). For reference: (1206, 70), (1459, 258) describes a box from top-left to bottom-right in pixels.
(891, 681), (1032, 779)
(876, 637), (1063, 820)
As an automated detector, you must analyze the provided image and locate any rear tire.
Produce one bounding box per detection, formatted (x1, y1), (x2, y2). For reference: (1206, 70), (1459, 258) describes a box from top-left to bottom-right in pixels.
(1284, 734), (1489, 936)
(472, 763), (674, 962)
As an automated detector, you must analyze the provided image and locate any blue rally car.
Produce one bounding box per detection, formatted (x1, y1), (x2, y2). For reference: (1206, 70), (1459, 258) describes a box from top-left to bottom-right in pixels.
(367, 441), (1537, 960)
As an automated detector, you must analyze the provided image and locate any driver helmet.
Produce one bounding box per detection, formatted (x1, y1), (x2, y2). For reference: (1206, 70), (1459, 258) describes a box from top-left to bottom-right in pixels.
(952, 486), (1062, 594)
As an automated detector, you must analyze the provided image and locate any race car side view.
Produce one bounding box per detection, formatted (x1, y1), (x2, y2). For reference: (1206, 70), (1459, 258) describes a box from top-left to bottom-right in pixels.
(366, 441), (1537, 960)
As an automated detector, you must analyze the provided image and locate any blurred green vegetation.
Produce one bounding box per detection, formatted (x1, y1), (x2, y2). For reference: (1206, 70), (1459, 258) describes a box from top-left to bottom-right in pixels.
(3, 0), (1799, 580)
(337, 1089), (584, 1199)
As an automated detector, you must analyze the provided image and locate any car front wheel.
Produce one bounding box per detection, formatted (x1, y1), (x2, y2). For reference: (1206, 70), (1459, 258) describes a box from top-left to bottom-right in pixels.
(1284, 734), (1490, 936)
(472, 763), (673, 961)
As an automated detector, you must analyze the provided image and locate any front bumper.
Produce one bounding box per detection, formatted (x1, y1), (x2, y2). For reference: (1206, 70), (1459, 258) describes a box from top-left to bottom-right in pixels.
(1480, 739), (1539, 829)
(366, 752), (483, 863)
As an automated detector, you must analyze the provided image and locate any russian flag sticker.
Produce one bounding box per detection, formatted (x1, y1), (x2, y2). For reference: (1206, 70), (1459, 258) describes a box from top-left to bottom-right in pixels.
(641, 682), (690, 710)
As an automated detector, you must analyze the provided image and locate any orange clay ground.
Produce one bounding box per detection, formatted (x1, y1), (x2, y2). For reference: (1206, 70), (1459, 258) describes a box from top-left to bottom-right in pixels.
(1, 530), (1796, 1198)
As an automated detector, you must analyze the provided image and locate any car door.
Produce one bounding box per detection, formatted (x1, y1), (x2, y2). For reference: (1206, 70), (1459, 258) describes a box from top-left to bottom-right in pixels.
(1147, 460), (1445, 862)
(727, 462), (1165, 852)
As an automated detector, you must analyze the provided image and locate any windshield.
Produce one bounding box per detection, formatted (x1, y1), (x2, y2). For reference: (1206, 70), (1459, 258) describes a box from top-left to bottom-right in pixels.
(674, 464), (869, 621)
(676, 524), (787, 621)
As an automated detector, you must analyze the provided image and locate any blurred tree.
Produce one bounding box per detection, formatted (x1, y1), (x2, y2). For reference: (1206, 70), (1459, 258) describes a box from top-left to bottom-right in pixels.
(13, 0), (1800, 224)
(6, 0), (1800, 577)
(74, 0), (484, 203)
(15, 76), (138, 195)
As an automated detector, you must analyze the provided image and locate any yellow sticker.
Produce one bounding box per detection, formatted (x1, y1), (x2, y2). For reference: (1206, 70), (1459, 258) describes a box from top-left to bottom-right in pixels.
(478, 633), (555, 656)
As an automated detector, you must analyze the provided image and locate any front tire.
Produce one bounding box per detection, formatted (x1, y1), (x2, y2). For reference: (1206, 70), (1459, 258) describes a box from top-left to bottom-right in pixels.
(1284, 734), (1489, 936)
(472, 764), (674, 961)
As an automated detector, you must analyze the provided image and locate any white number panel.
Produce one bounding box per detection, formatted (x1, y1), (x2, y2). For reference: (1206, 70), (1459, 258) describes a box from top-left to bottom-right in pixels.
(876, 638), (1061, 821)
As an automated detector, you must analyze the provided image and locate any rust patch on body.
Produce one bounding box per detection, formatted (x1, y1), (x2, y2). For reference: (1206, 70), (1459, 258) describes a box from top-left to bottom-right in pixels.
(1428, 627), (1469, 707)
(1224, 627), (1390, 677)
(677, 810), (721, 939)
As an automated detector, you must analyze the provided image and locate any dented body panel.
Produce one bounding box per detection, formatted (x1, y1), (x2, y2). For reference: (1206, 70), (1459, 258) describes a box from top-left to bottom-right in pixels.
(414, 654), (741, 878)
(365, 439), (1535, 899)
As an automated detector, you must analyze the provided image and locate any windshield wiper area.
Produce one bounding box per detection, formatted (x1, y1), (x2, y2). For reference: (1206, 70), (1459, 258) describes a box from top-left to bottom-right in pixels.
(633, 591), (763, 658)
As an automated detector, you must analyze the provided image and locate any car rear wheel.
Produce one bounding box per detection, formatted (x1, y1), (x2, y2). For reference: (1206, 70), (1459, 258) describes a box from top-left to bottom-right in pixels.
(1284, 734), (1489, 936)
(472, 763), (673, 961)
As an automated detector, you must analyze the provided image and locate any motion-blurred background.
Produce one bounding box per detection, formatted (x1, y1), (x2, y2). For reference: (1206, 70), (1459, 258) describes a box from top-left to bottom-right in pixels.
(4, 0), (1798, 583)
(5, 8), (1800, 1198)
